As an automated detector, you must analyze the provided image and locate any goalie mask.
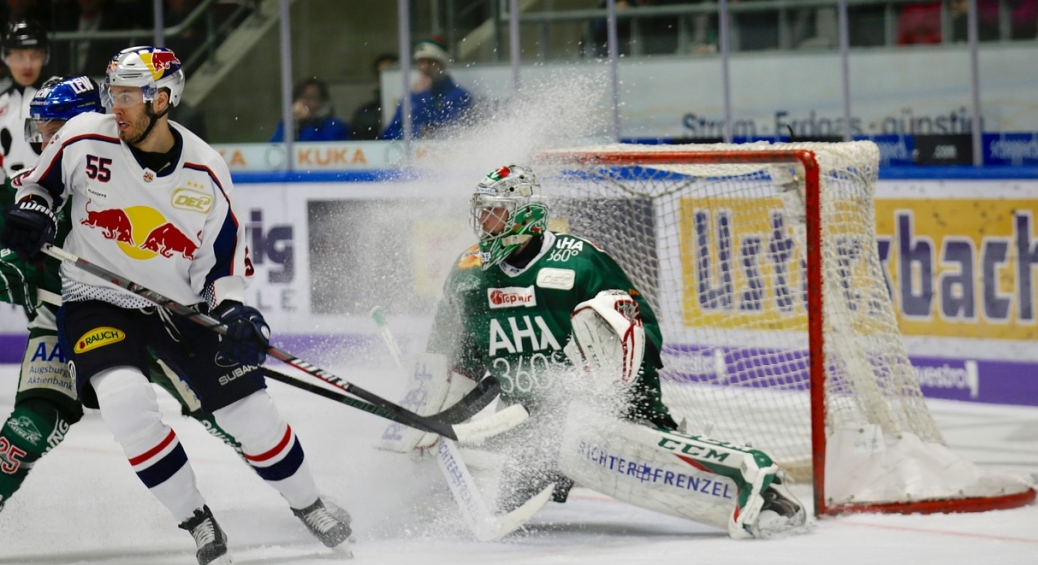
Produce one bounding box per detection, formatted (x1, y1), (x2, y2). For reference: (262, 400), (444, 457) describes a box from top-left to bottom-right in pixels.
(470, 164), (548, 270)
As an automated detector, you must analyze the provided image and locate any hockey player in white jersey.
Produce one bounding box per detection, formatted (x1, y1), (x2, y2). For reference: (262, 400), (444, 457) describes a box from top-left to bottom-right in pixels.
(0, 47), (350, 565)
(0, 19), (49, 181)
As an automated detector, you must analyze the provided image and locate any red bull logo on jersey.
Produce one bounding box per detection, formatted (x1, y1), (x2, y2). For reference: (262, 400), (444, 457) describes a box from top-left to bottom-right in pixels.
(79, 201), (200, 261)
(140, 50), (181, 80)
(488, 286), (536, 309)
(139, 222), (199, 258)
(81, 199), (134, 245)
(75, 327), (125, 353)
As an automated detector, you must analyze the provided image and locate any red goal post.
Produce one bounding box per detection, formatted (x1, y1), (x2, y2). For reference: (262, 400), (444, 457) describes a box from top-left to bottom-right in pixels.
(534, 142), (1035, 517)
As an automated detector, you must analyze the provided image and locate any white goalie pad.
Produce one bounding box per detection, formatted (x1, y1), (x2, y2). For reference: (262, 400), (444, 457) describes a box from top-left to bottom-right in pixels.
(557, 401), (736, 532)
(557, 401), (807, 539)
(566, 289), (646, 393)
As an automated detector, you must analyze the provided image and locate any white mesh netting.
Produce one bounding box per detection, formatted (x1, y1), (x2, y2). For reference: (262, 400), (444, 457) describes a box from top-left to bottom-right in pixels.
(536, 141), (942, 480)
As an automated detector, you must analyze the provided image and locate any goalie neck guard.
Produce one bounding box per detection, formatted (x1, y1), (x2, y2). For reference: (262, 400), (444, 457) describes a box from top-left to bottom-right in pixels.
(470, 164), (548, 270)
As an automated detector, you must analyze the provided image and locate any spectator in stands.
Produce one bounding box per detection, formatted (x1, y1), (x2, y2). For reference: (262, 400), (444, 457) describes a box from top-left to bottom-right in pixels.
(380, 37), (472, 140)
(271, 77), (350, 142)
(53, 0), (147, 77)
(350, 53), (398, 140)
(897, 3), (942, 45)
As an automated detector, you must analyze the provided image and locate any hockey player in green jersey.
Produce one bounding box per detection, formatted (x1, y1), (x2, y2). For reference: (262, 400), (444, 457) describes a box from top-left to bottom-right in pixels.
(428, 164), (675, 429)
(423, 164), (808, 539)
(0, 76), (245, 514)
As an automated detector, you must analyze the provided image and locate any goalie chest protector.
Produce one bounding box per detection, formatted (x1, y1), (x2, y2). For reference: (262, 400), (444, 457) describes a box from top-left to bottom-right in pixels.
(431, 232), (662, 405)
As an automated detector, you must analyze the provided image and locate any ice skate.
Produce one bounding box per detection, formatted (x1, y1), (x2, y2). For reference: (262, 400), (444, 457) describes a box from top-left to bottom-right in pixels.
(293, 498), (352, 553)
(178, 506), (232, 565)
(750, 478), (809, 539)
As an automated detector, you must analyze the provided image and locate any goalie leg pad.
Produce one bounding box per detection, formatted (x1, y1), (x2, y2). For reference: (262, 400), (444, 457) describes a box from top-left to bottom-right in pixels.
(557, 401), (806, 539)
(566, 290), (646, 393)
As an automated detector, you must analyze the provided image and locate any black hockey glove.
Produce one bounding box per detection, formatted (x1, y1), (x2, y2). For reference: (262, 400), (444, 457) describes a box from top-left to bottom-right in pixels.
(1, 196), (57, 265)
(213, 300), (271, 367)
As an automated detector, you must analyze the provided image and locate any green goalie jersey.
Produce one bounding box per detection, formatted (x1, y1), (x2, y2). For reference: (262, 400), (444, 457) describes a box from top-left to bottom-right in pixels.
(428, 231), (675, 428)
(0, 176), (67, 320)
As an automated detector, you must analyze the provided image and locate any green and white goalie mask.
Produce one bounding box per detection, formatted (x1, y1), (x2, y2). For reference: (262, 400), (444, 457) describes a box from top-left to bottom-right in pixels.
(470, 164), (548, 270)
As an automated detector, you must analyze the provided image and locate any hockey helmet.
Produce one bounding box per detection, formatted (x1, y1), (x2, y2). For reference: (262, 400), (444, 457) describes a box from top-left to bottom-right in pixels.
(102, 46), (185, 109)
(470, 164), (548, 270)
(26, 76), (103, 142)
(1, 19), (49, 63)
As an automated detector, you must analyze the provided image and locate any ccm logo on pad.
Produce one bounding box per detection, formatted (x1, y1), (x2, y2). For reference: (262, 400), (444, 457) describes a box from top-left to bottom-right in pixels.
(488, 286), (536, 309)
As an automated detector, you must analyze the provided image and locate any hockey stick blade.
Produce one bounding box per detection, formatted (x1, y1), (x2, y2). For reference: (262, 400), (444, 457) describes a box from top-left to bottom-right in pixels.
(452, 403), (530, 445)
(40, 244), (465, 438)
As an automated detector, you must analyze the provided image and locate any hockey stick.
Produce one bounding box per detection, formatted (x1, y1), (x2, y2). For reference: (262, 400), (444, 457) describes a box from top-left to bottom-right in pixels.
(370, 307), (530, 444)
(259, 366), (487, 437)
(40, 244), (497, 440)
(369, 305), (552, 541)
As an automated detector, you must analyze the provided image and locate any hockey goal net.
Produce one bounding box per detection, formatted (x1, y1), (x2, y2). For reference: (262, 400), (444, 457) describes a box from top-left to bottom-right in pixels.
(535, 142), (1034, 516)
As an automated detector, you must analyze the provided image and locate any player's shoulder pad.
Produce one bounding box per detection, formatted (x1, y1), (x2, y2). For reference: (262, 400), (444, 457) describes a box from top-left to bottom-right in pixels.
(173, 123), (233, 185)
(58, 112), (117, 143)
(455, 243), (482, 270)
(549, 233), (606, 258)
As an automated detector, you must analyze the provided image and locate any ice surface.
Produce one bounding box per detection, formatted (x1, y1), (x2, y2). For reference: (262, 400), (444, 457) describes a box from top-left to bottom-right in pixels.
(0, 363), (1035, 565)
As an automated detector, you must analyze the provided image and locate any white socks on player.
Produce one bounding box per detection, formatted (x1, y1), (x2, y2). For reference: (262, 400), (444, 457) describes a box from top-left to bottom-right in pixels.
(92, 366), (206, 522)
(213, 390), (319, 510)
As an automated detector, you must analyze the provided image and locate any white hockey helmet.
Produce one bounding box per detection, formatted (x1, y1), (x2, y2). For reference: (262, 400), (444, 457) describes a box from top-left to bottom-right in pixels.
(470, 164), (548, 270)
(102, 46), (185, 109)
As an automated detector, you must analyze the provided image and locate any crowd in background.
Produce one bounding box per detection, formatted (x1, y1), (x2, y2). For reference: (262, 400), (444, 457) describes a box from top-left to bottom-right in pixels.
(2, 0), (1036, 143)
(583, 0), (1038, 56)
(0, 0), (229, 79)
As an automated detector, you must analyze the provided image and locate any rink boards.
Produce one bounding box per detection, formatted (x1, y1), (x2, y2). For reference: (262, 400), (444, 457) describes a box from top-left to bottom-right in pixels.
(1, 175), (1035, 407)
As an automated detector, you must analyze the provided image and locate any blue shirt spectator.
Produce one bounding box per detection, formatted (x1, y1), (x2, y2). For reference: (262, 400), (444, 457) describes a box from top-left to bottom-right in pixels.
(271, 77), (350, 142)
(381, 37), (472, 140)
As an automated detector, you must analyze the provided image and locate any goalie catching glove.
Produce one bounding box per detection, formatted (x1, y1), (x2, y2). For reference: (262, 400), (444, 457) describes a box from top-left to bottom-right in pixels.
(213, 300), (270, 366)
(565, 289), (646, 394)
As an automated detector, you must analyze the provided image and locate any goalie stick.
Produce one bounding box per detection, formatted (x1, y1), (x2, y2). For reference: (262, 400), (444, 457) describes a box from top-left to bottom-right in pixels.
(40, 244), (496, 438)
(370, 305), (552, 541)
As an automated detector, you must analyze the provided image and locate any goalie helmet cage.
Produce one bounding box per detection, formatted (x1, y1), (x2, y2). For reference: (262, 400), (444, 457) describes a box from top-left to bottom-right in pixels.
(535, 142), (1035, 518)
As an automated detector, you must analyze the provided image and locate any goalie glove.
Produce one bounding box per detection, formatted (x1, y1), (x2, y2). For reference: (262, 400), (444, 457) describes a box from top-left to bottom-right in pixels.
(565, 289), (646, 394)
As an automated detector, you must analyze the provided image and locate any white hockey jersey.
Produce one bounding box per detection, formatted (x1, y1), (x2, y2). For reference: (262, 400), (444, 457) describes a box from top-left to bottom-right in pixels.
(14, 112), (253, 309)
(0, 84), (42, 181)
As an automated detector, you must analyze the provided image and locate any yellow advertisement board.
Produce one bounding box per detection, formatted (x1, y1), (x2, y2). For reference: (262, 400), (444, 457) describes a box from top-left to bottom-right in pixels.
(678, 196), (1038, 341)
